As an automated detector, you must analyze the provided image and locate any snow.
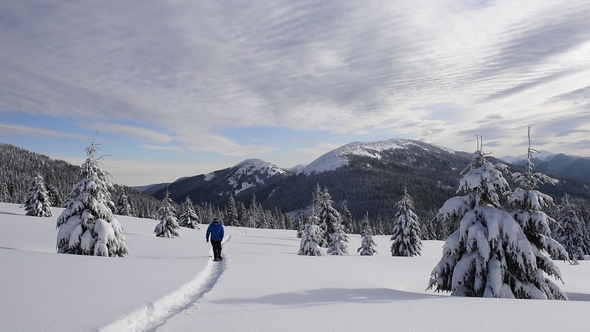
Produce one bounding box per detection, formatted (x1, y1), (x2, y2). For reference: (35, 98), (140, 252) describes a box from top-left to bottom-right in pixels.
(302, 138), (457, 174)
(227, 159), (285, 193)
(234, 158), (286, 177)
(303, 139), (417, 175)
(2, 202), (590, 331)
(203, 172), (215, 181)
(233, 181), (256, 195)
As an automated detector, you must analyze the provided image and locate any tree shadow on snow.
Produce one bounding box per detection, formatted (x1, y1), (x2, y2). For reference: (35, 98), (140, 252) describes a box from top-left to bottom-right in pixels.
(0, 246), (19, 251)
(0, 211), (23, 216)
(212, 288), (441, 307)
(565, 292), (590, 302)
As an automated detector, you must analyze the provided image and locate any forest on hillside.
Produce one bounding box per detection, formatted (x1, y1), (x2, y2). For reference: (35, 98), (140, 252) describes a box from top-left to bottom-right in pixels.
(3, 142), (590, 245)
(0, 143), (161, 218)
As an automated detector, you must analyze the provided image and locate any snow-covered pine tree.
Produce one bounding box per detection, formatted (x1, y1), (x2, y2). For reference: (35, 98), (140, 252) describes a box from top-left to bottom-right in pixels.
(298, 213), (323, 256)
(358, 214), (377, 256)
(272, 207), (286, 229)
(46, 183), (62, 208)
(554, 194), (586, 261)
(237, 201), (248, 227)
(225, 194), (239, 227)
(295, 211), (306, 238)
(340, 204), (355, 234)
(154, 191), (180, 238)
(327, 215), (349, 255)
(1, 182), (10, 203)
(316, 187), (341, 249)
(115, 193), (132, 216)
(248, 195), (261, 228)
(24, 173), (53, 217)
(390, 188), (422, 257)
(179, 196), (200, 229)
(506, 129), (568, 299)
(422, 218), (437, 240)
(56, 136), (128, 256)
(570, 197), (590, 255)
(428, 139), (550, 299)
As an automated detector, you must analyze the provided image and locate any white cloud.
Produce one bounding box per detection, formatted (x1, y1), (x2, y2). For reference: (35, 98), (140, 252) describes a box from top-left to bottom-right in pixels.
(1, 0), (590, 177)
(0, 122), (88, 140)
(82, 123), (173, 144)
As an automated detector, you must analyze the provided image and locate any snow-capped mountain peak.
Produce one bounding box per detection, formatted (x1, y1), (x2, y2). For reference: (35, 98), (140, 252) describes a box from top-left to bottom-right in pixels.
(227, 159), (287, 195)
(234, 158), (287, 177)
(301, 139), (449, 175)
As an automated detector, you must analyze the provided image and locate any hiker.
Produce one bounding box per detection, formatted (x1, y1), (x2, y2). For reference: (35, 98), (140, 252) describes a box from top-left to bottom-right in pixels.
(206, 218), (225, 261)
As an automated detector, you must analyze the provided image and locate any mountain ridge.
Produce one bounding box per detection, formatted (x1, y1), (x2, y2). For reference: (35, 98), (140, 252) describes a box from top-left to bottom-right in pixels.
(149, 138), (590, 221)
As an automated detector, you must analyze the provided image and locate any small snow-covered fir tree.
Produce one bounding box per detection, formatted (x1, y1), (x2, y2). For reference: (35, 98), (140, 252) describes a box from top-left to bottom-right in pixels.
(506, 129), (568, 299)
(390, 188), (422, 257)
(298, 213), (323, 256)
(358, 214), (378, 256)
(154, 191), (180, 238)
(179, 196), (200, 229)
(24, 173), (53, 217)
(327, 218), (349, 255)
(554, 194), (586, 261)
(428, 139), (552, 299)
(56, 136), (128, 256)
(115, 193), (133, 216)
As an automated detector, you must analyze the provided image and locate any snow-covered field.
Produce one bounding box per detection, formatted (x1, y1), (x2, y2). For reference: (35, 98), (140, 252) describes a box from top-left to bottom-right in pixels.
(1, 202), (589, 332)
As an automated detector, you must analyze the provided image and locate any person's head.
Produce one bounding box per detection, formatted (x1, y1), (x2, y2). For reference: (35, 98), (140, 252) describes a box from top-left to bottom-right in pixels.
(213, 218), (219, 225)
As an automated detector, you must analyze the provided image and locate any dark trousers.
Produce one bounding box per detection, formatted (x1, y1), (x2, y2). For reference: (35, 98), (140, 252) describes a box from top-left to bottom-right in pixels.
(211, 240), (222, 259)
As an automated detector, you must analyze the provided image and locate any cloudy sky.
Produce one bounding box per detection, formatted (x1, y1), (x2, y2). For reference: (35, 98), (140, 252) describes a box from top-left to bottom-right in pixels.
(1, 0), (589, 186)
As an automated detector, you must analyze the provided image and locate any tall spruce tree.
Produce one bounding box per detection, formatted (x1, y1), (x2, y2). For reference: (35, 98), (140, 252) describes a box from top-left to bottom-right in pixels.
(358, 214), (378, 256)
(179, 196), (200, 229)
(390, 188), (422, 257)
(570, 197), (590, 255)
(316, 187), (342, 249)
(340, 204), (355, 234)
(506, 129), (568, 299)
(428, 139), (554, 299)
(554, 194), (586, 261)
(1, 182), (10, 203)
(225, 194), (239, 227)
(56, 136), (128, 256)
(154, 191), (180, 238)
(295, 211), (306, 238)
(24, 173), (53, 217)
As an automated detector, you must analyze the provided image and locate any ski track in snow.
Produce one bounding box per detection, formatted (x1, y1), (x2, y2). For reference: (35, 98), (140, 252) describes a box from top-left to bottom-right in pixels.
(98, 236), (232, 332)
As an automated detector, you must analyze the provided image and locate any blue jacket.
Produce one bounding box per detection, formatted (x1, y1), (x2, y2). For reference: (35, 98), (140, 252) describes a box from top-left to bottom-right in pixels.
(206, 221), (224, 242)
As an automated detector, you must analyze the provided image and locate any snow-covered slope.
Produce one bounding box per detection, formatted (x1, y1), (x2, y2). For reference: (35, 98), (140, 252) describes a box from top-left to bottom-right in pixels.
(302, 139), (454, 175)
(155, 158), (291, 202)
(2, 202), (589, 332)
(226, 159), (287, 195)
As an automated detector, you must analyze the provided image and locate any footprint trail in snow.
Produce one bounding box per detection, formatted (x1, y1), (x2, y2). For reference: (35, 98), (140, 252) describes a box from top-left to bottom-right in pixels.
(98, 237), (231, 332)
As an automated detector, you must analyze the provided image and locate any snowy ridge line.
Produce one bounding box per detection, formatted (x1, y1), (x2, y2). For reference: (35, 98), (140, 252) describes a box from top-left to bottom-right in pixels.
(97, 259), (225, 332)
